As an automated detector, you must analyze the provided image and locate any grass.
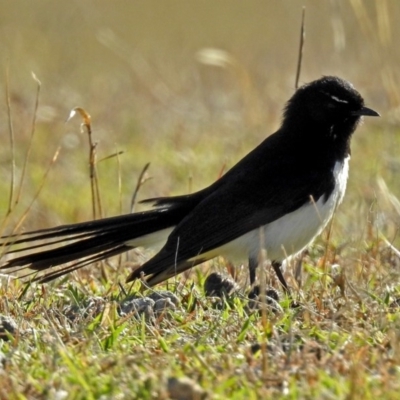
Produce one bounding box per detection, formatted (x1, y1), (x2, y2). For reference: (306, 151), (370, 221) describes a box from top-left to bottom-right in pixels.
(1, 1), (400, 398)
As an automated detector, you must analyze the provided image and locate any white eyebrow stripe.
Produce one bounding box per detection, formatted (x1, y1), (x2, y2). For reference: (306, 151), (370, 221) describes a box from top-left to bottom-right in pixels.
(330, 95), (349, 104)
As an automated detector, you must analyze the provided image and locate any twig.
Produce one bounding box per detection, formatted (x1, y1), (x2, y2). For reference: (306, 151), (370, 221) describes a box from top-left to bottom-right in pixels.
(115, 147), (123, 216)
(115, 147), (123, 272)
(5, 66), (15, 216)
(258, 227), (269, 380)
(130, 162), (151, 213)
(15, 72), (41, 206)
(12, 148), (61, 234)
(217, 163), (226, 179)
(68, 107), (103, 219)
(97, 149), (125, 214)
(295, 7), (306, 90)
(98, 151), (124, 163)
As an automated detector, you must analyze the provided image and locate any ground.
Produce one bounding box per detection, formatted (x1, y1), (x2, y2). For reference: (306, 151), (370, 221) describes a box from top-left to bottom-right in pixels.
(1, 1), (400, 399)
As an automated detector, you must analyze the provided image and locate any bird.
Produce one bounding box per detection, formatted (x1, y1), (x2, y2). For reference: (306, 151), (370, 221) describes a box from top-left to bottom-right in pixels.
(0, 76), (379, 291)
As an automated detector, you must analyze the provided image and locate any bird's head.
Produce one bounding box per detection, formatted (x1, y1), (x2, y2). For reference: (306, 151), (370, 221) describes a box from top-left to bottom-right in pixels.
(283, 76), (379, 131)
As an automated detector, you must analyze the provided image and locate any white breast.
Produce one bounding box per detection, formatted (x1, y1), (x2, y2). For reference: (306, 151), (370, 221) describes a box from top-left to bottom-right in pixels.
(217, 157), (350, 262)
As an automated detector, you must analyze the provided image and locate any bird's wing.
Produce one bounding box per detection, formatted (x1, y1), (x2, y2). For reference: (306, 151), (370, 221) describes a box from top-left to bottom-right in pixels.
(128, 150), (336, 284)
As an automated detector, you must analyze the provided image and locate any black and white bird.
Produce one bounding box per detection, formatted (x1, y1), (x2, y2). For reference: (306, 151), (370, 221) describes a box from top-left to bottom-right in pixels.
(0, 76), (379, 291)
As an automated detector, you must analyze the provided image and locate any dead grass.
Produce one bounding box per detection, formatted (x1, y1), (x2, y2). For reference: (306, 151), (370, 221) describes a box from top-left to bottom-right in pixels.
(1, 1), (400, 399)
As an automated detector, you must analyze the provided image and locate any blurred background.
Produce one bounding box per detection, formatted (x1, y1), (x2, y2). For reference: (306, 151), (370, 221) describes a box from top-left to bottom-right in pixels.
(0, 0), (399, 243)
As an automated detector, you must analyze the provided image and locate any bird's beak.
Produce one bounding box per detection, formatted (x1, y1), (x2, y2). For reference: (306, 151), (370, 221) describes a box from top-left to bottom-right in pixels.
(351, 106), (380, 117)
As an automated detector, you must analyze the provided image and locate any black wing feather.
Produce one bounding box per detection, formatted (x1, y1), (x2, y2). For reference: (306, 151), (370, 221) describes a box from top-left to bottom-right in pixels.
(129, 131), (336, 284)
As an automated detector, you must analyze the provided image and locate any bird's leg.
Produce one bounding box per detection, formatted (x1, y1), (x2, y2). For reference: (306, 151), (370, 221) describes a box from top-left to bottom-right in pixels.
(248, 256), (258, 286)
(271, 261), (290, 295)
(249, 257), (290, 295)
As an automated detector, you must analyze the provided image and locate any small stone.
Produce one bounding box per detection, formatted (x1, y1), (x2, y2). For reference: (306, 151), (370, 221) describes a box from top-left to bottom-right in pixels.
(389, 297), (400, 310)
(204, 272), (238, 298)
(168, 376), (207, 400)
(148, 291), (180, 306)
(248, 285), (279, 302)
(154, 298), (176, 315)
(119, 297), (155, 321)
(63, 296), (106, 322)
(247, 285), (281, 312)
(0, 315), (18, 340)
(0, 350), (6, 368)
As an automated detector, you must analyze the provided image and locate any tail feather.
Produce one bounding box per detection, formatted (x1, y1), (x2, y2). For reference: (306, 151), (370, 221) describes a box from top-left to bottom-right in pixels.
(2, 235), (132, 272)
(26, 244), (130, 283)
(2, 210), (172, 246)
(0, 205), (190, 282)
(0, 187), (213, 283)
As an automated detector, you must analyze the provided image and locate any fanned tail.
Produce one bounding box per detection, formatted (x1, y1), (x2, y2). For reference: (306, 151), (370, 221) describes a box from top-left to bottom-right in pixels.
(0, 207), (183, 282)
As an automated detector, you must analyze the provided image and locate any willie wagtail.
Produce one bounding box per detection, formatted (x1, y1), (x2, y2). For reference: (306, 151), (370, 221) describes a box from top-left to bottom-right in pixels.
(0, 76), (379, 291)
